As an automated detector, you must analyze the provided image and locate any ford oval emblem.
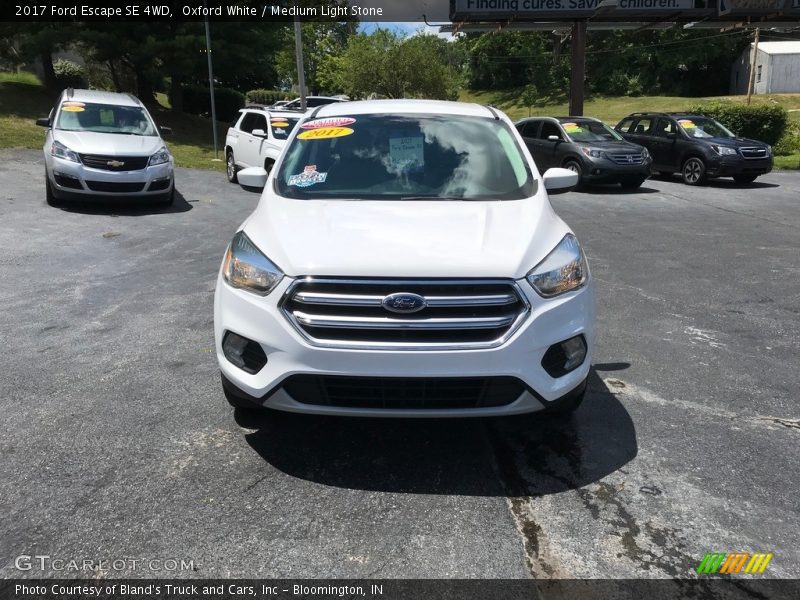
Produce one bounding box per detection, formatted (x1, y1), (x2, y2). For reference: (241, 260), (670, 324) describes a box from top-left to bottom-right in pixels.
(382, 292), (427, 314)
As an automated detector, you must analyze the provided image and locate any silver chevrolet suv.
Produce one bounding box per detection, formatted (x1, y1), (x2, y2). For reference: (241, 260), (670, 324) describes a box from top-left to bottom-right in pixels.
(37, 89), (175, 206)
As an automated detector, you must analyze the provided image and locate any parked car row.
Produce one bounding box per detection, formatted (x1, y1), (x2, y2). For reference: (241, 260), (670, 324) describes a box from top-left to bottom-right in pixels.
(515, 112), (773, 189)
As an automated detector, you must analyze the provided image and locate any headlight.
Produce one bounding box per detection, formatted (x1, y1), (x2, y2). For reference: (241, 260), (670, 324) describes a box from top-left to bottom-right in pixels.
(711, 145), (738, 156)
(580, 147), (606, 159)
(641, 147), (650, 159)
(149, 146), (171, 166)
(766, 145), (773, 157)
(51, 140), (80, 163)
(526, 234), (588, 298)
(222, 231), (283, 296)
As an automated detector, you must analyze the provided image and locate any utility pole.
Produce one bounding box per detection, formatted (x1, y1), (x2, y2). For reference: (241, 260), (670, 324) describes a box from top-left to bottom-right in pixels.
(293, 17), (307, 110)
(568, 20), (587, 117)
(746, 27), (760, 105)
(204, 6), (218, 159)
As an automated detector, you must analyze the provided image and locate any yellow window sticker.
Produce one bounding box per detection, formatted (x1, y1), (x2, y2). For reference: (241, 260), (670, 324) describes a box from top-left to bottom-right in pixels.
(679, 119), (696, 128)
(563, 122), (582, 132)
(271, 121), (289, 128)
(297, 127), (354, 140)
(61, 105), (85, 112)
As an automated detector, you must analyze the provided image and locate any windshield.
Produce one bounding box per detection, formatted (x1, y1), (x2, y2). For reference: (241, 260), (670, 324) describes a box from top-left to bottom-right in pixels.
(562, 120), (623, 142)
(56, 102), (157, 136)
(269, 116), (300, 140)
(677, 117), (734, 139)
(275, 114), (534, 201)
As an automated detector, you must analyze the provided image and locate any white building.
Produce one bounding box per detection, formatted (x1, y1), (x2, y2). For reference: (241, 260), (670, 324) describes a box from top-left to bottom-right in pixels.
(731, 41), (800, 95)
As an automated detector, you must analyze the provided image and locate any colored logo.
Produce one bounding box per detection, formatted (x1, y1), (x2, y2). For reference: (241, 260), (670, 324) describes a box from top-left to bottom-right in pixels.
(297, 127), (354, 140)
(300, 117), (356, 130)
(382, 293), (427, 314)
(696, 552), (773, 575)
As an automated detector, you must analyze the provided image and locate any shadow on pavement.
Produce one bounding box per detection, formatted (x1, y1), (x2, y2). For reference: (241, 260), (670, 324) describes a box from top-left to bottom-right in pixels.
(53, 188), (192, 215)
(577, 185), (659, 195)
(242, 369), (637, 497)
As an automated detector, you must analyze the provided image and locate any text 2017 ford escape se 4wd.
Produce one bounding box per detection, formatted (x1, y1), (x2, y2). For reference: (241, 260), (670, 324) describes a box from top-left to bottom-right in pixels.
(38, 89), (174, 205)
(214, 100), (595, 417)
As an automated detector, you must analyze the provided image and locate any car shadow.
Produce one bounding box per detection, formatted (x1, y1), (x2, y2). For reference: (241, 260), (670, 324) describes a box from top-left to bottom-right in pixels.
(241, 368), (637, 497)
(53, 188), (193, 215)
(577, 185), (659, 195)
(651, 173), (779, 189)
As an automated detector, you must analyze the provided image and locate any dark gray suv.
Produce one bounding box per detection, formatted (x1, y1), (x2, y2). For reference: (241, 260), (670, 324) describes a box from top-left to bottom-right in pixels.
(615, 112), (773, 186)
(515, 117), (652, 190)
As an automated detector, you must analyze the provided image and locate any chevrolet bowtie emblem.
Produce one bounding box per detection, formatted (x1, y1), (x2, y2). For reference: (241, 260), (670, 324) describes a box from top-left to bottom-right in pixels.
(107, 160), (125, 168)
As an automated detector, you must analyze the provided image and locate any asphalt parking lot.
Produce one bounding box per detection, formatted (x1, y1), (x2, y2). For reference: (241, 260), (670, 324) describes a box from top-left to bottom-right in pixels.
(0, 149), (798, 581)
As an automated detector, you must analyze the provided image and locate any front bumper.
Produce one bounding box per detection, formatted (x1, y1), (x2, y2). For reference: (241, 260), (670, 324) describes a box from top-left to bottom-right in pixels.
(46, 154), (174, 199)
(581, 157), (653, 183)
(214, 274), (596, 417)
(706, 155), (772, 178)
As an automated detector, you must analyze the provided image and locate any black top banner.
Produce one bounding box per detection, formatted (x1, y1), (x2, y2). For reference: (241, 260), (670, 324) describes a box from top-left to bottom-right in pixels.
(2, 0), (451, 23)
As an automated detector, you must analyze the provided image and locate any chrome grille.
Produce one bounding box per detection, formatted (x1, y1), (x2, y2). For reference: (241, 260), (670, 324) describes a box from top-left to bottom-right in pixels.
(739, 147), (768, 160)
(609, 152), (645, 165)
(281, 278), (530, 350)
(79, 154), (149, 171)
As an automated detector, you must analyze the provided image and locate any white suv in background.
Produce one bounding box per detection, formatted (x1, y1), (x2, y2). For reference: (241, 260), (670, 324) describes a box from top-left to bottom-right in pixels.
(224, 107), (302, 182)
(38, 89), (174, 205)
(214, 100), (595, 419)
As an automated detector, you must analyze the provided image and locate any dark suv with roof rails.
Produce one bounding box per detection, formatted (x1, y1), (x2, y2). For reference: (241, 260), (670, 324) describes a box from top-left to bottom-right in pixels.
(515, 116), (652, 190)
(615, 112), (773, 186)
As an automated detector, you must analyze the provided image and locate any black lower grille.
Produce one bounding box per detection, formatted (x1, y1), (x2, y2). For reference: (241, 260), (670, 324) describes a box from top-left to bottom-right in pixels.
(282, 375), (525, 409)
(80, 154), (149, 171)
(85, 181), (146, 193)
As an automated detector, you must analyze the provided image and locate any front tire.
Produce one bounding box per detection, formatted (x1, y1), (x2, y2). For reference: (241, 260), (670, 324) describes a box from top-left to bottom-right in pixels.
(733, 174), (758, 184)
(226, 151), (238, 183)
(563, 159), (584, 189)
(681, 157), (707, 186)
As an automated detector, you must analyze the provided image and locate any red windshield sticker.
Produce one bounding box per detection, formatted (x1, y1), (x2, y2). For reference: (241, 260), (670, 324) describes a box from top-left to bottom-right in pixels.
(300, 117), (356, 130)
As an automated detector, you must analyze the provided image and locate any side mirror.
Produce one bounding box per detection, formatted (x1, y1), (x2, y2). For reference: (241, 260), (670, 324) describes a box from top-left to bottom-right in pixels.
(543, 167), (579, 194)
(237, 167), (268, 192)
(251, 128), (267, 138)
(36, 117), (50, 128)
(547, 135), (561, 142)
(159, 126), (172, 136)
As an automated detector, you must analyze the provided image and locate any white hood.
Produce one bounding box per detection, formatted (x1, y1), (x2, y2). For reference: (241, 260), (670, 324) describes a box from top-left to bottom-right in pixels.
(242, 189), (570, 279)
(54, 131), (163, 156)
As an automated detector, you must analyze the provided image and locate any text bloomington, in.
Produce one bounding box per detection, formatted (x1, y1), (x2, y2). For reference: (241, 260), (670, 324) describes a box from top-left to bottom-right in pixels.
(15, 584), (385, 597)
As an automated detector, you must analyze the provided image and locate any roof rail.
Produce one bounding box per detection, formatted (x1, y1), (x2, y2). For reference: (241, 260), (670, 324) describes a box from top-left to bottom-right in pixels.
(308, 105), (325, 119)
(629, 112), (667, 116)
(245, 103), (270, 109)
(485, 104), (500, 120)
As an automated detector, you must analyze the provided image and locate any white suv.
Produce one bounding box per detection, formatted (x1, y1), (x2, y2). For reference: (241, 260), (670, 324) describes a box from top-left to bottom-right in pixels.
(38, 89), (174, 205)
(224, 108), (302, 182)
(214, 100), (594, 418)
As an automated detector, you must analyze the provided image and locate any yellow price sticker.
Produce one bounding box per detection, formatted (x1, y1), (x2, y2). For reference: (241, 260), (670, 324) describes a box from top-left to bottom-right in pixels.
(61, 105), (85, 112)
(297, 126), (354, 140)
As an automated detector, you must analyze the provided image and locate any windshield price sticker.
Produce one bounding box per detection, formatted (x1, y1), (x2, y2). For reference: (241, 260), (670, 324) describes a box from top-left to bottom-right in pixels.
(297, 127), (354, 140)
(563, 122), (582, 132)
(679, 119), (696, 128)
(288, 165), (328, 187)
(389, 135), (425, 172)
(300, 117), (356, 130)
(61, 104), (85, 112)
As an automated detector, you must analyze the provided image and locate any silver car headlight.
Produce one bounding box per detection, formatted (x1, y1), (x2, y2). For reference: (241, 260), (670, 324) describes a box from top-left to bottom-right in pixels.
(580, 147), (606, 159)
(149, 146), (171, 166)
(711, 144), (738, 156)
(222, 231), (283, 296)
(641, 147), (650, 159)
(526, 234), (588, 298)
(51, 140), (80, 163)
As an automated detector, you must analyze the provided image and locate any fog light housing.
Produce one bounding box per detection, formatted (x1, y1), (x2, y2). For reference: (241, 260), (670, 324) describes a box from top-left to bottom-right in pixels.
(222, 331), (267, 374)
(541, 335), (587, 378)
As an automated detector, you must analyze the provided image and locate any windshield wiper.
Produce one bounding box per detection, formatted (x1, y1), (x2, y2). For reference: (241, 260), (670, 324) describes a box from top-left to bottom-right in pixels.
(399, 196), (468, 201)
